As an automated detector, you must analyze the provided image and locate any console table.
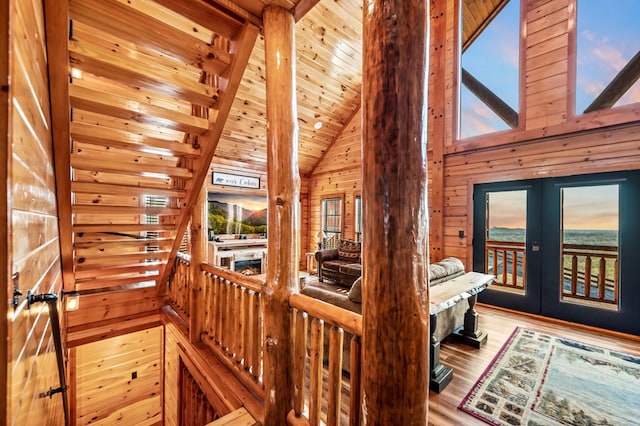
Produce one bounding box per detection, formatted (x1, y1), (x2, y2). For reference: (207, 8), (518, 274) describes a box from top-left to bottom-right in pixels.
(429, 271), (495, 392)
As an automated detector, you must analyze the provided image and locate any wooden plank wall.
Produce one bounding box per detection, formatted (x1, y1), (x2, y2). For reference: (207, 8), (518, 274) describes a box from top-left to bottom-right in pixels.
(309, 110), (362, 252)
(437, 0), (640, 267)
(72, 326), (163, 425)
(5, 0), (64, 424)
(310, 0), (640, 272)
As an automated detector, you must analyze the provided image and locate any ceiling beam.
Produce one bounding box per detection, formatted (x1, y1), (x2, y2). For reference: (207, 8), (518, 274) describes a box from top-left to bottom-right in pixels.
(461, 67), (518, 128)
(294, 0), (323, 22)
(584, 49), (640, 113)
(44, 0), (75, 292)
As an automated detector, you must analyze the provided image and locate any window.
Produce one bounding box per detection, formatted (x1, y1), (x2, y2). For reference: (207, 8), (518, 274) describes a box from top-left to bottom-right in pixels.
(458, 0), (520, 139)
(321, 197), (342, 247)
(354, 195), (362, 242)
(576, 0), (640, 114)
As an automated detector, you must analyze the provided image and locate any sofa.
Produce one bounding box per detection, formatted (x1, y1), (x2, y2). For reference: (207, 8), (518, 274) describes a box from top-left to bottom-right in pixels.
(315, 239), (362, 286)
(301, 257), (468, 373)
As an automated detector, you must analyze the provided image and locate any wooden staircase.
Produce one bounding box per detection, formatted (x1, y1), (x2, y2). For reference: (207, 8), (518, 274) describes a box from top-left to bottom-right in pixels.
(55, 0), (259, 293)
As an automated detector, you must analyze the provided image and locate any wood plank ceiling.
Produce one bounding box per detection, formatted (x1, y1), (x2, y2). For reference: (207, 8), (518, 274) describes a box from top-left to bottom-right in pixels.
(55, 0), (498, 292)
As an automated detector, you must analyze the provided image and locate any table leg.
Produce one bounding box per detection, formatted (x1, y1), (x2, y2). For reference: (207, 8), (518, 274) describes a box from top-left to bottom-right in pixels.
(452, 293), (488, 348)
(430, 313), (453, 393)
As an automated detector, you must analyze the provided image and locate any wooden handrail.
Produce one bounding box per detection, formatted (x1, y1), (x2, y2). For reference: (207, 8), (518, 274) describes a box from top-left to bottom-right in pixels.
(200, 263), (263, 293)
(289, 293), (362, 336)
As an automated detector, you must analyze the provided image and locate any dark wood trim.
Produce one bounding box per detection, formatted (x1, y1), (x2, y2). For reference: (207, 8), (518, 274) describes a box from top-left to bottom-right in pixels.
(44, 0), (75, 292)
(584, 49), (640, 113)
(461, 68), (518, 129)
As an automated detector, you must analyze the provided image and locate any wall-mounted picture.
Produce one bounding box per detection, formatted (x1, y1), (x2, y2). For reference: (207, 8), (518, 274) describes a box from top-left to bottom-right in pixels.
(208, 192), (267, 236)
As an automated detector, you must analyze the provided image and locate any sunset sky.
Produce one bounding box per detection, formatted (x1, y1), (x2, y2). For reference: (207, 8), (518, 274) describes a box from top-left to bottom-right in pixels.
(460, 0), (640, 138)
(209, 192), (267, 211)
(488, 185), (619, 231)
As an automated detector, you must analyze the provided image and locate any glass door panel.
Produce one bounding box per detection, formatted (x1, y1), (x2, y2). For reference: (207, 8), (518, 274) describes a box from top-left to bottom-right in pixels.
(560, 185), (619, 309)
(485, 191), (527, 294)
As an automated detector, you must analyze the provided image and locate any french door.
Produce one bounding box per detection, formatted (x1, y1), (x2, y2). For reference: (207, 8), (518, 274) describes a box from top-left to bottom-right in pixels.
(473, 171), (640, 335)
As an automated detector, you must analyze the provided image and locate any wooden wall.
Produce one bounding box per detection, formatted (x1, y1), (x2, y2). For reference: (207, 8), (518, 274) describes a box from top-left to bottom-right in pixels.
(72, 326), (163, 425)
(308, 110), (362, 252)
(435, 0), (640, 267)
(309, 0), (640, 271)
(4, 0), (64, 424)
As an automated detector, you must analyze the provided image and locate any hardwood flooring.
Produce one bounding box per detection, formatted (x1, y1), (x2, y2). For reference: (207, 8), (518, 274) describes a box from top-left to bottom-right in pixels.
(427, 304), (640, 425)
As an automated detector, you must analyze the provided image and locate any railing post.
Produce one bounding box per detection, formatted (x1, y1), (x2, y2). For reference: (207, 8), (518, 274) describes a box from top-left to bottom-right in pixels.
(189, 183), (207, 343)
(263, 5), (300, 424)
(362, 0), (430, 422)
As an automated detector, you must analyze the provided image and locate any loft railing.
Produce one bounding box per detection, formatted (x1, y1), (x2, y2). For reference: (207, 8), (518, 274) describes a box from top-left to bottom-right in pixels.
(168, 254), (191, 321)
(561, 243), (618, 305)
(287, 294), (362, 426)
(200, 264), (264, 396)
(485, 240), (526, 290)
(166, 261), (365, 424)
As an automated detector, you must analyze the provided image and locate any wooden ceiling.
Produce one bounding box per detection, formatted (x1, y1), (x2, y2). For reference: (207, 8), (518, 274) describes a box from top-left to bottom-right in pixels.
(49, 0), (499, 291)
(216, 0), (362, 176)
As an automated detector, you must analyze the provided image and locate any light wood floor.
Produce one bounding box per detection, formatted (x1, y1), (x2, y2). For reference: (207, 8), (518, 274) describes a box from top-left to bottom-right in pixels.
(427, 304), (640, 425)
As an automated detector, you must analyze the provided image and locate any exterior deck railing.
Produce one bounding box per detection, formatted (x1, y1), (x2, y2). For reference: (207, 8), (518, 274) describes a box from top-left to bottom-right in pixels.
(561, 243), (618, 305)
(485, 240), (526, 290)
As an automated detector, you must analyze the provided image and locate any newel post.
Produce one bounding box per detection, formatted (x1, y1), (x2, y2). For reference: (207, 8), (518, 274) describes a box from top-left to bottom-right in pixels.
(361, 0), (431, 423)
(189, 183), (207, 343)
(263, 5), (301, 424)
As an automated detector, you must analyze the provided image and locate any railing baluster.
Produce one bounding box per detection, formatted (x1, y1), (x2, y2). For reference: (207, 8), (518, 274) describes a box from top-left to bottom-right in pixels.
(511, 251), (517, 286)
(598, 257), (606, 300)
(251, 292), (262, 380)
(327, 326), (344, 426)
(501, 249), (508, 284)
(571, 255), (578, 295)
(349, 335), (362, 426)
(293, 312), (308, 417)
(309, 318), (324, 426)
(584, 256), (592, 297)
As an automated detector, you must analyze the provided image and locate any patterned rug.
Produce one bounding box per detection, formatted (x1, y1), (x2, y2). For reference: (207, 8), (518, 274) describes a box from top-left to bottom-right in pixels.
(459, 327), (640, 426)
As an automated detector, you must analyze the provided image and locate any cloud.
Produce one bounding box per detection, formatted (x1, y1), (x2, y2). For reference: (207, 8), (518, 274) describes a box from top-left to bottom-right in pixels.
(591, 46), (626, 72)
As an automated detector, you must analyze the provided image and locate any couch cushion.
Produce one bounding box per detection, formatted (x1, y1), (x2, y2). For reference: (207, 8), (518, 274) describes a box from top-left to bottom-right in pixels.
(337, 239), (361, 262)
(348, 277), (362, 303)
(322, 259), (351, 272)
(428, 257), (464, 281)
(339, 263), (362, 277)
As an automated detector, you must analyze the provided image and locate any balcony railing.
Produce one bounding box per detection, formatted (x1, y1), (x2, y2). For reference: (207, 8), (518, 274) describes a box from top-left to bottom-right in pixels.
(561, 243), (618, 305)
(485, 240), (526, 290)
(168, 254), (191, 321)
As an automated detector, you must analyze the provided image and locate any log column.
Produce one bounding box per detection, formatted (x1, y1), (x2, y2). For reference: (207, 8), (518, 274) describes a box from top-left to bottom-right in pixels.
(263, 5), (300, 424)
(189, 183), (207, 343)
(361, 0), (430, 423)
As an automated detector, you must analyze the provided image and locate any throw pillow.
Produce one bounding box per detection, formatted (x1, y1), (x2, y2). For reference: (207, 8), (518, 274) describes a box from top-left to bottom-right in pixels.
(348, 277), (362, 303)
(337, 239), (361, 262)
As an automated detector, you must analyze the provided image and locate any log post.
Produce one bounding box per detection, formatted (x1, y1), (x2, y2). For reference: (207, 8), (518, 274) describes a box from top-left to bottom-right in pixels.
(189, 183), (207, 343)
(361, 0), (430, 423)
(263, 5), (300, 424)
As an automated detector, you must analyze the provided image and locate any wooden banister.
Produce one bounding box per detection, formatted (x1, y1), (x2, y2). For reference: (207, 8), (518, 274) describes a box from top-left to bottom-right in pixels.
(289, 293), (362, 335)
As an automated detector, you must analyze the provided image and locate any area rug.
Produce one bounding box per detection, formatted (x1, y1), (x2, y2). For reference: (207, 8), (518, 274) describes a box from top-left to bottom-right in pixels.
(459, 327), (640, 426)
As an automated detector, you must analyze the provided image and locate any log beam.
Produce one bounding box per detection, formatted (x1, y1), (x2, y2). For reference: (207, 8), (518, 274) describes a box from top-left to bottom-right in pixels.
(262, 5), (300, 424)
(362, 0), (430, 423)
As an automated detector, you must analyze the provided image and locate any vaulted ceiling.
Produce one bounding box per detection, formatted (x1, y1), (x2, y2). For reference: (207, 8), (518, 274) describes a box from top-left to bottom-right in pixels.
(47, 0), (499, 292)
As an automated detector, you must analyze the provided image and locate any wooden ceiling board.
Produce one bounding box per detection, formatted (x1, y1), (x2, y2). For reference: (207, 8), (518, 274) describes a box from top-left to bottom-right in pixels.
(215, 0), (362, 176)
